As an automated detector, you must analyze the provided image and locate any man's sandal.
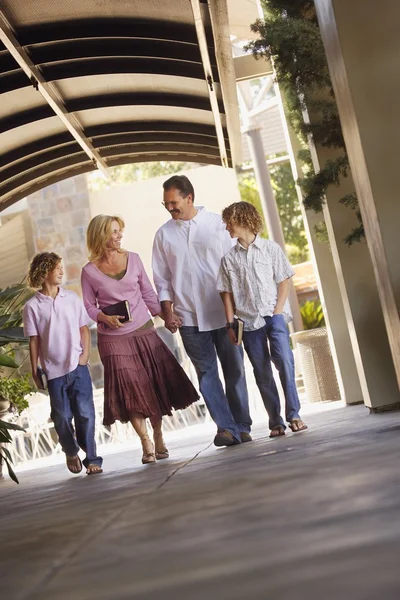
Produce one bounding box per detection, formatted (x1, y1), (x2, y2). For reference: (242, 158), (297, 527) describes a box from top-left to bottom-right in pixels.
(66, 455), (82, 474)
(86, 464), (103, 475)
(269, 426), (286, 438)
(289, 419), (308, 433)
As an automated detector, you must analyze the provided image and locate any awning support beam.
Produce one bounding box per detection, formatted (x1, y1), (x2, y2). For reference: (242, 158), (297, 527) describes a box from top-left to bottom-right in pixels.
(0, 10), (109, 178)
(190, 0), (228, 168)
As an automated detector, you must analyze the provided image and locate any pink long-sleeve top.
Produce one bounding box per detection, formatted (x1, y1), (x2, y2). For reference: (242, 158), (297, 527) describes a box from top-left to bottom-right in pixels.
(81, 251), (161, 336)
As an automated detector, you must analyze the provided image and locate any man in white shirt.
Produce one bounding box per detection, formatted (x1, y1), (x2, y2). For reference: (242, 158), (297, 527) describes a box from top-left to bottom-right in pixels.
(152, 175), (251, 447)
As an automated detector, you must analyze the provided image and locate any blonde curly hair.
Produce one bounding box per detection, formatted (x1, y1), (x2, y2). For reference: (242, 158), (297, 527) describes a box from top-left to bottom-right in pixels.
(27, 252), (62, 289)
(86, 214), (125, 262)
(222, 201), (263, 235)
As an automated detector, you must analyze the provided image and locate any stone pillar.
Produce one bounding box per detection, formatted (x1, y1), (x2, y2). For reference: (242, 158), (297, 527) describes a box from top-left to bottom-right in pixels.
(26, 174), (91, 295)
(278, 102), (363, 405)
(26, 174), (104, 387)
(314, 0), (400, 409)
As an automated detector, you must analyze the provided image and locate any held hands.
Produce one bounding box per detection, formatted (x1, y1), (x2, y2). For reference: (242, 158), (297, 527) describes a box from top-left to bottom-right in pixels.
(164, 312), (182, 334)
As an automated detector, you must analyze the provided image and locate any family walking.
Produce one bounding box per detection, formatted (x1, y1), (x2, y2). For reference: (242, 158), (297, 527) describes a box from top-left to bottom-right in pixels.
(23, 174), (307, 476)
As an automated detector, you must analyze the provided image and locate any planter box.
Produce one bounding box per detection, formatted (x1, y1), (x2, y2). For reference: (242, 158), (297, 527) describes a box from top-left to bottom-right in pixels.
(291, 327), (341, 402)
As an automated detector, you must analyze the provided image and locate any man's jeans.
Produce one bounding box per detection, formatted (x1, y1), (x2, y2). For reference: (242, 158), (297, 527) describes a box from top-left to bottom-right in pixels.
(47, 365), (102, 468)
(242, 315), (301, 431)
(180, 326), (251, 442)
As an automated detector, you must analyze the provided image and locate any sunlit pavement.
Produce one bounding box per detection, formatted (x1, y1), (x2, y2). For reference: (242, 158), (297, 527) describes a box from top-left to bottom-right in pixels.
(2, 401), (400, 600)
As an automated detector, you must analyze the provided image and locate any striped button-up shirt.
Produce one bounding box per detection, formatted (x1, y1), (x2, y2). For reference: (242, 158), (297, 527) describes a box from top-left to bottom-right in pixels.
(217, 236), (295, 331)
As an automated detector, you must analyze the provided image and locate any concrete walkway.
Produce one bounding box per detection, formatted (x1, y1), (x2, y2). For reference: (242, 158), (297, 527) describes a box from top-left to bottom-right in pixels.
(2, 402), (400, 600)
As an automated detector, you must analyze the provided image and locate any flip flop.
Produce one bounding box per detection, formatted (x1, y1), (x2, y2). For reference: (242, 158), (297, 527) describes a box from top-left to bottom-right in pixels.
(86, 464), (103, 475)
(289, 420), (308, 433)
(269, 426), (286, 438)
(66, 455), (82, 474)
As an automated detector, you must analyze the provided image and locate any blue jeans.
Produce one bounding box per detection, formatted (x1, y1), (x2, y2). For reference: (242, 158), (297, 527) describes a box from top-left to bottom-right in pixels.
(180, 326), (251, 441)
(242, 315), (301, 431)
(47, 365), (102, 468)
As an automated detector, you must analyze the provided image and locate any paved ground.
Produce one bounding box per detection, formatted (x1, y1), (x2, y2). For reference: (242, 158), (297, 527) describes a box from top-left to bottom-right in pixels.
(2, 402), (400, 600)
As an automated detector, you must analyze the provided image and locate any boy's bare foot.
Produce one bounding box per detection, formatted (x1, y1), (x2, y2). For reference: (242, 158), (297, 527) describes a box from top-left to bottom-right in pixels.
(66, 455), (82, 474)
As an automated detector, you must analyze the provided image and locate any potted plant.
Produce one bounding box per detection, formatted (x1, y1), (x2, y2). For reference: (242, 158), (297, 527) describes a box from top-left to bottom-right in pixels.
(0, 283), (34, 482)
(0, 418), (25, 483)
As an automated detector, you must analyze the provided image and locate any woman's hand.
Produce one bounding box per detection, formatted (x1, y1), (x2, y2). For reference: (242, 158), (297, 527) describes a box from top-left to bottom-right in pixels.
(98, 313), (125, 329)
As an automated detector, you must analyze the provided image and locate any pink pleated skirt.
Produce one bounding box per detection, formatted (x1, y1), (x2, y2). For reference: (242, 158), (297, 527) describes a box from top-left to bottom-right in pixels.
(97, 327), (199, 426)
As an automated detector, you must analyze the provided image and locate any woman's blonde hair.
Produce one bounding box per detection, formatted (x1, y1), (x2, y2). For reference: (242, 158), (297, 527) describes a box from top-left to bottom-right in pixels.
(86, 214), (125, 262)
(28, 252), (62, 289)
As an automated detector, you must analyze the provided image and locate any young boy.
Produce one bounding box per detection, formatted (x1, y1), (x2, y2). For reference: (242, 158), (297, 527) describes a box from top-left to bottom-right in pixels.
(23, 252), (103, 475)
(217, 202), (307, 438)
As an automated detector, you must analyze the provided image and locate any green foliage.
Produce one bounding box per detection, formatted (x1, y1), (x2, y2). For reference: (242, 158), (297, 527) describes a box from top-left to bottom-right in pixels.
(300, 300), (325, 330)
(237, 161), (309, 264)
(0, 418), (25, 484)
(0, 284), (34, 416)
(246, 0), (365, 245)
(0, 375), (32, 414)
(88, 161), (197, 191)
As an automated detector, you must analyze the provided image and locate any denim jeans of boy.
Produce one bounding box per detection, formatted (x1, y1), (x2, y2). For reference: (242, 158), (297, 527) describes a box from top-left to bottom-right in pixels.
(180, 326), (252, 442)
(47, 364), (102, 468)
(242, 314), (301, 430)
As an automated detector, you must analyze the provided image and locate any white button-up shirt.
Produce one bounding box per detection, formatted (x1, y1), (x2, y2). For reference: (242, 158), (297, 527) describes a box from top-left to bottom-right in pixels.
(217, 236), (295, 331)
(152, 207), (233, 331)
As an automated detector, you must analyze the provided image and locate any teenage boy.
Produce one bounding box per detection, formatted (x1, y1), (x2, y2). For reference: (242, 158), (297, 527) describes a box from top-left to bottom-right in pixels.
(23, 252), (103, 475)
(217, 201), (308, 437)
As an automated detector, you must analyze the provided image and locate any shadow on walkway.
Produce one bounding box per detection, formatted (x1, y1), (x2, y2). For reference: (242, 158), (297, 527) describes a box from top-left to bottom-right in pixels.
(2, 403), (400, 600)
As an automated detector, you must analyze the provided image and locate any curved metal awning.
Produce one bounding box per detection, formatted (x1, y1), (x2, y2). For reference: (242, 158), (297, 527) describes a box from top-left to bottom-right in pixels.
(0, 0), (242, 210)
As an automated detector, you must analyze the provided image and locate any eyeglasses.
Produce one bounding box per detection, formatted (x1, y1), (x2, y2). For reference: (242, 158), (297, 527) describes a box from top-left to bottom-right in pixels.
(161, 201), (179, 208)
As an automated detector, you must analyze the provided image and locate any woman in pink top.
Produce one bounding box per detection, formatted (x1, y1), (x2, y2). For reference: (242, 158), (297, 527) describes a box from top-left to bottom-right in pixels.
(81, 214), (199, 465)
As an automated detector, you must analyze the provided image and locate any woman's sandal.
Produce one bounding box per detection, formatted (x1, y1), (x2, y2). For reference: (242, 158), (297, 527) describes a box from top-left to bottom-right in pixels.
(154, 432), (169, 460)
(66, 455), (82, 474)
(141, 436), (156, 464)
(269, 426), (286, 438)
(289, 419), (308, 433)
(86, 464), (103, 475)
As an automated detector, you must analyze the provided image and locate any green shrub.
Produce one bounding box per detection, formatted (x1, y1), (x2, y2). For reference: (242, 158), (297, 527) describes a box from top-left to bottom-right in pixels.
(300, 300), (325, 330)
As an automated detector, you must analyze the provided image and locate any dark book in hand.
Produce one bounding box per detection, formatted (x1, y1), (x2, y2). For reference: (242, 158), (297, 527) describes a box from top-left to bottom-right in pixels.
(37, 366), (48, 390)
(102, 300), (132, 323)
(233, 316), (244, 345)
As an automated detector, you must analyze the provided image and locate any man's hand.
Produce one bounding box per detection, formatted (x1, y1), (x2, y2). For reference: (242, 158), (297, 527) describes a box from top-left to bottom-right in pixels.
(227, 328), (238, 346)
(164, 312), (182, 334)
(79, 355), (89, 366)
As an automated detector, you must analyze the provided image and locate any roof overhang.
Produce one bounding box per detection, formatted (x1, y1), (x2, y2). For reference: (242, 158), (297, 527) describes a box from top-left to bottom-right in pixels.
(0, 0), (242, 211)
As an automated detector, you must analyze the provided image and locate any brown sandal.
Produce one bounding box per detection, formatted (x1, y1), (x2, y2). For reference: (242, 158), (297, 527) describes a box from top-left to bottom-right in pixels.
(154, 432), (169, 460)
(66, 455), (82, 474)
(86, 464), (103, 475)
(141, 435), (156, 464)
(289, 419), (308, 433)
(269, 426), (286, 438)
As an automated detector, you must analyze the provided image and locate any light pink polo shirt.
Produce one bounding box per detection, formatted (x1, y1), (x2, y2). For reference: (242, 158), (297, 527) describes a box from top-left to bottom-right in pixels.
(23, 288), (90, 381)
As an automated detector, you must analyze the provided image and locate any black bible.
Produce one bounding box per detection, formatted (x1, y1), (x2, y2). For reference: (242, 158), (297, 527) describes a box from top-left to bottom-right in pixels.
(102, 300), (132, 323)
